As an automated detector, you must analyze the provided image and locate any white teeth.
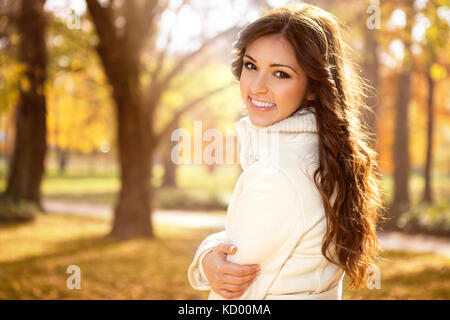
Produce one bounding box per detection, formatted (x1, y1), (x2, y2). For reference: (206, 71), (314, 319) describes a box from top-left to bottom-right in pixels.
(251, 98), (275, 108)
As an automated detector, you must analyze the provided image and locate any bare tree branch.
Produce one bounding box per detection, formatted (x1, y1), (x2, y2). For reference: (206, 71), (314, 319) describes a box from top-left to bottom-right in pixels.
(122, 0), (158, 51)
(0, 0), (19, 24)
(156, 25), (240, 92)
(85, 0), (117, 56)
(154, 82), (233, 147)
(141, 0), (161, 36)
(150, 0), (190, 82)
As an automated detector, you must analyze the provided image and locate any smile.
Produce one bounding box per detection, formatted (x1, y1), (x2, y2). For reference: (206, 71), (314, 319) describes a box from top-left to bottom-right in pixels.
(249, 97), (276, 111)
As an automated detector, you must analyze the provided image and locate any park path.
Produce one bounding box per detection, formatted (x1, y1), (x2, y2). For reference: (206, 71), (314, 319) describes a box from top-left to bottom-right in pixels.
(44, 200), (450, 257)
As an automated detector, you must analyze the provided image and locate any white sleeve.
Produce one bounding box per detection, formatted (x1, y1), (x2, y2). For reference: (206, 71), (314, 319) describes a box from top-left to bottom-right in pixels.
(223, 163), (314, 300)
(198, 248), (213, 280)
(187, 230), (226, 290)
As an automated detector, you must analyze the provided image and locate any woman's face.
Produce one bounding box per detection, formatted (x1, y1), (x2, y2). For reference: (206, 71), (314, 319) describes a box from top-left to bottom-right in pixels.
(239, 33), (311, 127)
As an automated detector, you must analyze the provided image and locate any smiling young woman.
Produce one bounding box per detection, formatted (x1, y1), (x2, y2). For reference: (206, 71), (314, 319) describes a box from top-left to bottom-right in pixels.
(188, 3), (382, 300)
(240, 33), (314, 127)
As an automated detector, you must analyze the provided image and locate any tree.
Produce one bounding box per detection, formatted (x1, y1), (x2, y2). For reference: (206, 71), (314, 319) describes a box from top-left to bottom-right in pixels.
(161, 118), (178, 188)
(419, 2), (450, 204)
(86, 0), (237, 239)
(390, 1), (415, 222)
(0, 0), (47, 221)
(423, 65), (435, 203)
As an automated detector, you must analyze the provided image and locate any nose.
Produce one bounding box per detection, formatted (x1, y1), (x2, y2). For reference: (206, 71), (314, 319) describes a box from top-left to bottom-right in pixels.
(250, 74), (268, 95)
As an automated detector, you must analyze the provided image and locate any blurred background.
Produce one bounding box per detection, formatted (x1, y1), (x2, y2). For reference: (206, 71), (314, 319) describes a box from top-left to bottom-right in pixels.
(0, 0), (448, 299)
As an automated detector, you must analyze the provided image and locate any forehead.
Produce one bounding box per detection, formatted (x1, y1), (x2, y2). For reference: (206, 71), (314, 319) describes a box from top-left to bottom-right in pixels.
(245, 34), (298, 66)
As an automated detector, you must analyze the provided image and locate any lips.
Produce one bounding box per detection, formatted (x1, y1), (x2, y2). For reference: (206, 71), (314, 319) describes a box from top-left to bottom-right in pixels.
(248, 96), (276, 111)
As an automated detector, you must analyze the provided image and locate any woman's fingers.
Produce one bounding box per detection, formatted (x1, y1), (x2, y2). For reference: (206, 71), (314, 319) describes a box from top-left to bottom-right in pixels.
(212, 243), (260, 276)
(219, 275), (257, 292)
(221, 272), (259, 285)
(222, 260), (260, 277)
(215, 288), (246, 300)
(214, 243), (237, 255)
(205, 243), (261, 299)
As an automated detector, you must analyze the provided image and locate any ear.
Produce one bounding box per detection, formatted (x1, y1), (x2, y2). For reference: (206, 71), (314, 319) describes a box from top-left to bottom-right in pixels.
(306, 90), (315, 101)
(305, 80), (315, 101)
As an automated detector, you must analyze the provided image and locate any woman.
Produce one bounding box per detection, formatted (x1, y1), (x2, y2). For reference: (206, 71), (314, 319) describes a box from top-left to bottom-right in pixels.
(188, 3), (381, 300)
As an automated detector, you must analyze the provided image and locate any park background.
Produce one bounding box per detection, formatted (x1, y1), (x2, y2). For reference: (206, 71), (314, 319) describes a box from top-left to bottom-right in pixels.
(0, 0), (449, 299)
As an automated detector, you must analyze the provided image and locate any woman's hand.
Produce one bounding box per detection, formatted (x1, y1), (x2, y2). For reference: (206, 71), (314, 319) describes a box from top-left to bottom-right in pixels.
(202, 243), (260, 299)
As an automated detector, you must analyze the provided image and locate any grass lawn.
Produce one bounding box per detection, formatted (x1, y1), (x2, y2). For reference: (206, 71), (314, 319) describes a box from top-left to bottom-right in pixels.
(27, 165), (238, 210)
(0, 213), (448, 300)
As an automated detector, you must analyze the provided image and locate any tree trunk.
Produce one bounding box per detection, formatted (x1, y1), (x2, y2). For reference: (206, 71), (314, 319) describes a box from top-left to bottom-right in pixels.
(57, 147), (68, 175)
(3, 0), (47, 215)
(389, 2), (415, 227)
(99, 53), (154, 239)
(109, 86), (154, 239)
(423, 70), (434, 203)
(162, 144), (177, 188)
(162, 119), (179, 188)
(391, 69), (411, 220)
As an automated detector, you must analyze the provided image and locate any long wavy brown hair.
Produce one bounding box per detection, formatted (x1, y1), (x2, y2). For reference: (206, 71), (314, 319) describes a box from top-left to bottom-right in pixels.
(231, 3), (382, 288)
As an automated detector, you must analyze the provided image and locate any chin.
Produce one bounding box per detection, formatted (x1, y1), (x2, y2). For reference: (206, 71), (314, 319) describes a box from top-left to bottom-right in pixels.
(248, 115), (274, 127)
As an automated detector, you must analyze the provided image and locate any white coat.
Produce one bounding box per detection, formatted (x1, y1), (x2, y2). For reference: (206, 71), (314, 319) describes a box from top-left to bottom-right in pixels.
(187, 107), (345, 300)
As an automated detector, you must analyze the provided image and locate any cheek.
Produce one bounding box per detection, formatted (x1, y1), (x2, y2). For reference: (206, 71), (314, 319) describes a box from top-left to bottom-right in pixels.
(277, 81), (307, 105)
(239, 73), (250, 96)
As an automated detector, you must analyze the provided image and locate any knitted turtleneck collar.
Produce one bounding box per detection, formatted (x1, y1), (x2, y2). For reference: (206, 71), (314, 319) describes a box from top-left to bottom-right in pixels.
(233, 107), (319, 170)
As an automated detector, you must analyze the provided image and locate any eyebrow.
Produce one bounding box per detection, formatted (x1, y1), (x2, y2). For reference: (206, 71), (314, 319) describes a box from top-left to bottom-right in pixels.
(244, 54), (298, 74)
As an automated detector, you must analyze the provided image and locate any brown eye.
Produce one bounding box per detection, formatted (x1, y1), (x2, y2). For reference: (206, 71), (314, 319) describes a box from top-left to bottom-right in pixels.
(244, 62), (256, 70)
(275, 71), (290, 79)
